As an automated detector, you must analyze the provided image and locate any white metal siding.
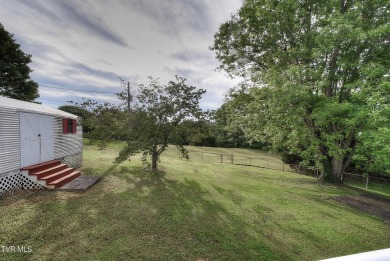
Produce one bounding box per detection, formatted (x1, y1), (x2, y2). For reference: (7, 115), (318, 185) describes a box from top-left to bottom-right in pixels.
(0, 107), (20, 173)
(53, 117), (83, 158)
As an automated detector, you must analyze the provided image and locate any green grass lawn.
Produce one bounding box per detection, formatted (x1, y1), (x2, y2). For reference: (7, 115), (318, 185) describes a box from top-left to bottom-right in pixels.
(164, 144), (291, 173)
(1, 143), (389, 260)
(343, 180), (390, 198)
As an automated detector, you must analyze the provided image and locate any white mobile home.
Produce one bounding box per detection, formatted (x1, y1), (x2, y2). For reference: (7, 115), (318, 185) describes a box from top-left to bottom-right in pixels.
(0, 96), (83, 194)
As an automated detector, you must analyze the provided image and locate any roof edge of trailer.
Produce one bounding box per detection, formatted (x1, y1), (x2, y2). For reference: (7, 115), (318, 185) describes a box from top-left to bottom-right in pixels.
(0, 96), (79, 119)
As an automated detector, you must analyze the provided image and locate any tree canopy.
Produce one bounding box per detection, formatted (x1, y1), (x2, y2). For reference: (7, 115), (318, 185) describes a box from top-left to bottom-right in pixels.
(0, 23), (39, 102)
(212, 0), (389, 180)
(85, 76), (206, 170)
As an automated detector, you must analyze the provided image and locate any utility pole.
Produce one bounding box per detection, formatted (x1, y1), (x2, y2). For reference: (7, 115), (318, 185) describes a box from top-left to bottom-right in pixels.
(127, 82), (131, 112)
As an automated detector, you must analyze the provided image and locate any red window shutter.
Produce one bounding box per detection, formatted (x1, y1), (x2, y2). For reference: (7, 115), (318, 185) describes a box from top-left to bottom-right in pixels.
(63, 118), (68, 134)
(72, 119), (77, 133)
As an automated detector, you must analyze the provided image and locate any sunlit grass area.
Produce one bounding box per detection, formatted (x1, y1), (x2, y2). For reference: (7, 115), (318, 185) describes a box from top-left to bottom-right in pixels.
(1, 142), (389, 260)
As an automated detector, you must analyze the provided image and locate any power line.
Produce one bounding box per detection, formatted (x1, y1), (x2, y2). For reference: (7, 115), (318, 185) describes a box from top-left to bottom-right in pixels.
(39, 84), (117, 94)
(39, 98), (131, 113)
(126, 82), (130, 112)
(39, 82), (141, 95)
(38, 83), (139, 106)
(39, 97), (122, 105)
(38, 99), (65, 104)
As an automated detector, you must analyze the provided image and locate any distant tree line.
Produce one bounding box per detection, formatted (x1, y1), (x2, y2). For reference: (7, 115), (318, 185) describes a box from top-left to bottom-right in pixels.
(59, 103), (268, 150)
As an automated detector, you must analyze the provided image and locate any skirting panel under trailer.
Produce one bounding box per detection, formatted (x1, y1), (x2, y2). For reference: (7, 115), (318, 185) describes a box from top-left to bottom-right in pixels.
(0, 171), (45, 196)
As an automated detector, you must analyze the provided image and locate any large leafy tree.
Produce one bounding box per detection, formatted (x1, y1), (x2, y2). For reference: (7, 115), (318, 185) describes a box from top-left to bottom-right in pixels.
(212, 0), (389, 180)
(214, 87), (255, 148)
(0, 23), (39, 101)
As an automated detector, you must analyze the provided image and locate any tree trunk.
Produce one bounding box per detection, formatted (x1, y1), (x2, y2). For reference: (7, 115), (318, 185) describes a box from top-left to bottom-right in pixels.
(151, 152), (158, 170)
(322, 157), (351, 182)
(331, 158), (344, 180)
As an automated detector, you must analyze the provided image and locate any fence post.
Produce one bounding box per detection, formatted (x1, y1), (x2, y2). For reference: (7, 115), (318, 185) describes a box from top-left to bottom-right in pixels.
(250, 157), (251, 166)
(220, 154), (223, 163)
(231, 155), (233, 164)
(366, 176), (369, 190)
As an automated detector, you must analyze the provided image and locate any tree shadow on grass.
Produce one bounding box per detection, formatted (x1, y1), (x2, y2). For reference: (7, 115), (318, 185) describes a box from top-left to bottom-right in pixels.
(4, 162), (389, 261)
(1, 163), (279, 261)
(211, 184), (245, 206)
(80, 162), (120, 177)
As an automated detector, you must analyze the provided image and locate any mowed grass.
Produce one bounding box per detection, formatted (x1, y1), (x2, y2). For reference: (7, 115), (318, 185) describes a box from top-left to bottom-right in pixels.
(164, 145), (288, 172)
(1, 143), (389, 260)
(344, 180), (390, 198)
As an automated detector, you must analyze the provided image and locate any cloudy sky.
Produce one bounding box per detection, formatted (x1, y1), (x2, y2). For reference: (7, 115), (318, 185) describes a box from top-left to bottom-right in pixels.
(0, 0), (243, 110)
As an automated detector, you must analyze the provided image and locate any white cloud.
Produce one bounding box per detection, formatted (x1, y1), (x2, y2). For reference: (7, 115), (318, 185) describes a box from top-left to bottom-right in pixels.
(0, 0), (243, 109)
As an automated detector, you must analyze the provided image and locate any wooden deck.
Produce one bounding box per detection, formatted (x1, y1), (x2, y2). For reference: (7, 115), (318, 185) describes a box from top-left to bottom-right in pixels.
(56, 176), (101, 192)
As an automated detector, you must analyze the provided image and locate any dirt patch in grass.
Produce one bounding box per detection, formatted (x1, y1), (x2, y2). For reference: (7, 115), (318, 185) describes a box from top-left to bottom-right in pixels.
(0, 190), (43, 206)
(335, 193), (390, 223)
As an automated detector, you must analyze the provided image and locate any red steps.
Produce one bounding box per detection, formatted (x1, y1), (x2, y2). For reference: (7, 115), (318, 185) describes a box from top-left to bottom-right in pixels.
(21, 160), (81, 189)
